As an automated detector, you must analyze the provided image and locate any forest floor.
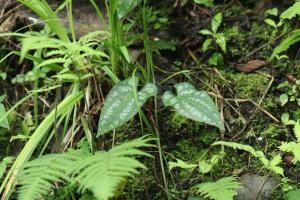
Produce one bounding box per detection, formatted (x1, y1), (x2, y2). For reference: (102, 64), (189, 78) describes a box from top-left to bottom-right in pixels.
(1, 0), (300, 200)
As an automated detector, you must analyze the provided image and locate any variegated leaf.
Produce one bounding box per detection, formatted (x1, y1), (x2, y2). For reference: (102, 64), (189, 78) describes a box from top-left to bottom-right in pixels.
(0, 103), (9, 130)
(97, 77), (157, 136)
(162, 83), (224, 130)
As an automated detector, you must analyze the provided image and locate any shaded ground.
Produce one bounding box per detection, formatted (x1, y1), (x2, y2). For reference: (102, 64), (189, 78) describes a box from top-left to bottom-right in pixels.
(1, 0), (300, 199)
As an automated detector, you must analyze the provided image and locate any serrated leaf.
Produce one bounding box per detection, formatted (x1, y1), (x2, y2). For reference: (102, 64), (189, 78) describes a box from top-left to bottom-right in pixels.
(280, 1), (300, 20)
(271, 29), (300, 60)
(196, 176), (240, 200)
(168, 159), (197, 171)
(97, 77), (157, 136)
(0, 103), (9, 130)
(162, 82), (224, 130)
(269, 155), (284, 175)
(211, 13), (222, 33)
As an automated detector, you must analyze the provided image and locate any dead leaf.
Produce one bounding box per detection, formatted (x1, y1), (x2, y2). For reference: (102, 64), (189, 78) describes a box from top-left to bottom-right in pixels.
(235, 60), (267, 72)
(287, 74), (297, 82)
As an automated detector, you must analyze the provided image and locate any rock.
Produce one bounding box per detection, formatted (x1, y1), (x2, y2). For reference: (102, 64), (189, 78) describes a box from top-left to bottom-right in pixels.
(7, 0), (107, 37)
(236, 173), (277, 200)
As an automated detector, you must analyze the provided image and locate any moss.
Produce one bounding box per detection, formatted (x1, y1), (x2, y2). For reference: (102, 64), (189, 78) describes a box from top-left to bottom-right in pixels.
(221, 71), (269, 100)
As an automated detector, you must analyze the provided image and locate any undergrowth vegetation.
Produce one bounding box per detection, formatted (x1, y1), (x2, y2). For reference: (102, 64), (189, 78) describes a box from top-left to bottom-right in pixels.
(1, 0), (300, 200)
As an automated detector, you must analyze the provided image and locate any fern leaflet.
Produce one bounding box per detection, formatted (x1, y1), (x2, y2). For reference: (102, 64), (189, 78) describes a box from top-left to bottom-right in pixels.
(280, 1), (300, 20)
(279, 122), (300, 163)
(213, 141), (283, 175)
(196, 176), (240, 200)
(16, 136), (154, 200)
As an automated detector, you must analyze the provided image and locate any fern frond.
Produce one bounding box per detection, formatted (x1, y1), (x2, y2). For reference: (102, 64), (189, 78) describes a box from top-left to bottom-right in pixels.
(213, 141), (283, 175)
(196, 176), (240, 200)
(271, 29), (300, 60)
(279, 142), (300, 163)
(16, 150), (86, 200)
(279, 122), (300, 163)
(16, 136), (154, 200)
(213, 141), (259, 157)
(78, 31), (108, 44)
(280, 1), (300, 20)
(45, 49), (65, 57)
(71, 136), (155, 200)
(36, 57), (67, 69)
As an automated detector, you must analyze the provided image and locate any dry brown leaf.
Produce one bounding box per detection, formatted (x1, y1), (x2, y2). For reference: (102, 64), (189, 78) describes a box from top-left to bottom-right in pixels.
(287, 74), (297, 82)
(235, 60), (267, 72)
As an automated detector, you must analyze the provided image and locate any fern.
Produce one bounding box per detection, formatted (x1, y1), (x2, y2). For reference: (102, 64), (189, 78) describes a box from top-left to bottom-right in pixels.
(16, 136), (154, 200)
(213, 141), (283, 175)
(280, 1), (300, 20)
(196, 176), (241, 200)
(16, 150), (87, 200)
(279, 122), (300, 163)
(271, 29), (300, 60)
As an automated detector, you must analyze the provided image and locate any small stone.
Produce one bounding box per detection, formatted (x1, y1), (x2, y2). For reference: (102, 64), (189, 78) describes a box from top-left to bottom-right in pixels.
(236, 173), (277, 200)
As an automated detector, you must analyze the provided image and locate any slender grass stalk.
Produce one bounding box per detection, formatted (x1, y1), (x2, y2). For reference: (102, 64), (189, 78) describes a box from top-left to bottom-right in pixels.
(132, 68), (144, 133)
(89, 0), (108, 31)
(0, 92), (83, 200)
(33, 79), (39, 128)
(142, 3), (169, 194)
(67, 0), (76, 42)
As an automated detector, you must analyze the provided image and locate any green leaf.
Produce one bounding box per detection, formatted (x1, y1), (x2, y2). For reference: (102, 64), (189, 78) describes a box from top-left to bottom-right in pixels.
(287, 189), (300, 200)
(214, 33), (226, 53)
(0, 157), (14, 180)
(199, 29), (212, 36)
(266, 8), (278, 16)
(199, 161), (212, 174)
(269, 155), (284, 176)
(295, 121), (300, 141)
(153, 39), (176, 51)
(202, 39), (212, 52)
(120, 46), (131, 64)
(264, 18), (277, 29)
(0, 72), (7, 80)
(280, 1), (300, 20)
(214, 141), (283, 175)
(271, 29), (300, 60)
(208, 52), (223, 66)
(168, 159), (197, 171)
(196, 176), (240, 200)
(279, 93), (289, 106)
(0, 103), (10, 130)
(211, 13), (222, 33)
(162, 82), (224, 130)
(97, 77), (157, 136)
(118, 0), (141, 19)
(193, 0), (215, 8)
(281, 112), (293, 125)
